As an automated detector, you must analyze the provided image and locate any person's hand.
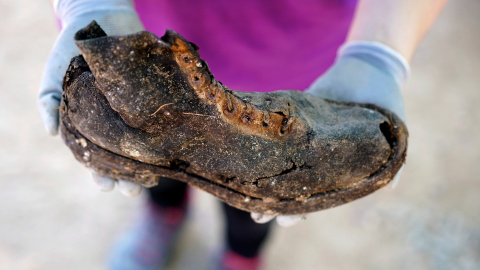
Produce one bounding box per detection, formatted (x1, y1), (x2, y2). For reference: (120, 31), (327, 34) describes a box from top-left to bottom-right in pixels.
(305, 41), (409, 122)
(251, 41), (410, 227)
(38, 0), (145, 197)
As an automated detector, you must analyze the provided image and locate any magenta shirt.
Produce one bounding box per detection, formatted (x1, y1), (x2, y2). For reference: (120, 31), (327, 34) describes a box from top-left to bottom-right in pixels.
(134, 0), (357, 92)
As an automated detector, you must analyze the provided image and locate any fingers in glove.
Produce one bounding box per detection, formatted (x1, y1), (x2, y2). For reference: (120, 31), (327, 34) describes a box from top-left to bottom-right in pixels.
(388, 165), (404, 190)
(251, 212), (306, 226)
(250, 212), (276, 224)
(92, 173), (115, 191)
(116, 179), (142, 197)
(276, 215), (305, 227)
(38, 91), (61, 136)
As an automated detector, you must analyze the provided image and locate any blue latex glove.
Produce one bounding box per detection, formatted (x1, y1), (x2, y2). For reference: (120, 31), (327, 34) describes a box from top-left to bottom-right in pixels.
(252, 41), (410, 226)
(38, 0), (144, 197)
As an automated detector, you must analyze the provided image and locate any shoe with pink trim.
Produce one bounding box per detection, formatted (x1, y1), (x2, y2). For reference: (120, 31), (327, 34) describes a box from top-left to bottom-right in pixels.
(108, 201), (187, 270)
(217, 250), (262, 270)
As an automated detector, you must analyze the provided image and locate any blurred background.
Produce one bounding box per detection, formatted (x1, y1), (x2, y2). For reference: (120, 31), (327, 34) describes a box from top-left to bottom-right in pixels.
(1, 1), (479, 269)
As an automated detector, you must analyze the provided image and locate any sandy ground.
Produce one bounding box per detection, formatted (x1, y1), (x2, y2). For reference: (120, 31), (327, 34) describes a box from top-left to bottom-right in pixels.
(1, 1), (479, 270)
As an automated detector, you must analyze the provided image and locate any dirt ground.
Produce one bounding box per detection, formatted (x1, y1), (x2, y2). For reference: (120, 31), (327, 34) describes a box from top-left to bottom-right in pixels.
(1, 1), (479, 270)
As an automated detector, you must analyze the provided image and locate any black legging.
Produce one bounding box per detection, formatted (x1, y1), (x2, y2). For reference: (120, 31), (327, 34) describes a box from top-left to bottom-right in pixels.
(147, 177), (272, 258)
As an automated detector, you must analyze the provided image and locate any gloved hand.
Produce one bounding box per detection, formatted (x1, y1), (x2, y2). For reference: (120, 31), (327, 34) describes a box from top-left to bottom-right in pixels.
(252, 41), (410, 227)
(38, 0), (144, 197)
(306, 41), (409, 122)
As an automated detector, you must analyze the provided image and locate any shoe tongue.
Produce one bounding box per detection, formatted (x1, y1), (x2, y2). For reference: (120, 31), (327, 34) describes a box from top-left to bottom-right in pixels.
(71, 21), (213, 132)
(74, 20), (107, 41)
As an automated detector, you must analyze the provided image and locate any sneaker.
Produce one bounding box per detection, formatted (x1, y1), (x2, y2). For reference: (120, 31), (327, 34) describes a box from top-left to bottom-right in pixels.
(108, 200), (187, 270)
(217, 250), (261, 270)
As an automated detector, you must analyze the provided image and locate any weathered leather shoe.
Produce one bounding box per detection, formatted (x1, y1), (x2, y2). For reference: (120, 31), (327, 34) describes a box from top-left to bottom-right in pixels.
(60, 21), (408, 215)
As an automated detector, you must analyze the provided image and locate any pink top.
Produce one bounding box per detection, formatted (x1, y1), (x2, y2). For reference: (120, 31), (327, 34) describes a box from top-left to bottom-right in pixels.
(134, 0), (357, 92)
